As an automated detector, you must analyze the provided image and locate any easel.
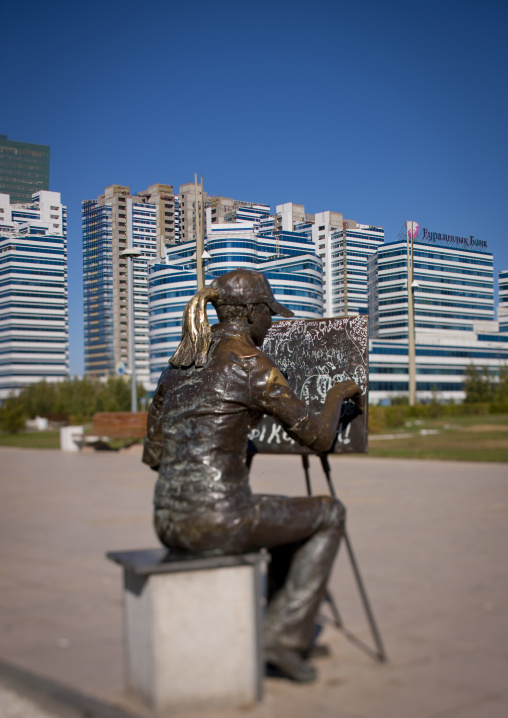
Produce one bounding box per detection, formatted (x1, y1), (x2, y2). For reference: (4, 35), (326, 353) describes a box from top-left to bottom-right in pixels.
(247, 448), (387, 663)
(302, 453), (386, 663)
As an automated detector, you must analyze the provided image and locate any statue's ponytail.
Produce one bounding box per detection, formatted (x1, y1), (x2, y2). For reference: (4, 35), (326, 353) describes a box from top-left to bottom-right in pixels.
(169, 286), (220, 368)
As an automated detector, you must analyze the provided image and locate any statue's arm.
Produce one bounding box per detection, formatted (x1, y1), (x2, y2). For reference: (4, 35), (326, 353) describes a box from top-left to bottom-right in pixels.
(142, 368), (168, 471)
(248, 353), (361, 454)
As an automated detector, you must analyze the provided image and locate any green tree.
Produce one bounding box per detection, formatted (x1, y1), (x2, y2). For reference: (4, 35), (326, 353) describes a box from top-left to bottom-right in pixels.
(0, 396), (27, 433)
(491, 364), (508, 406)
(65, 377), (100, 417)
(463, 365), (496, 403)
(96, 377), (132, 412)
(18, 380), (60, 418)
(5, 376), (149, 423)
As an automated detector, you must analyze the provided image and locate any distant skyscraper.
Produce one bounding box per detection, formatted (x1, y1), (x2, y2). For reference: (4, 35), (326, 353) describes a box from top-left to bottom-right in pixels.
(147, 208), (323, 385)
(499, 269), (508, 333)
(0, 134), (50, 204)
(82, 184), (177, 383)
(177, 183), (274, 243)
(368, 238), (494, 340)
(178, 182), (205, 244)
(206, 195), (272, 225)
(367, 232), (505, 404)
(499, 270), (508, 308)
(80, 178), (508, 405)
(276, 203), (384, 317)
(0, 190), (68, 398)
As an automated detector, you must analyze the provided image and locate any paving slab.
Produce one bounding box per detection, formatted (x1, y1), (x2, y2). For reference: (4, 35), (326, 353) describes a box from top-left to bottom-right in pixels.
(0, 682), (58, 718)
(0, 447), (507, 718)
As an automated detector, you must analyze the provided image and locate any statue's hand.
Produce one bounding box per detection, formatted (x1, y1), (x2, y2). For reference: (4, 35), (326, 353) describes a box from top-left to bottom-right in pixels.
(313, 380), (363, 453)
(330, 380), (363, 411)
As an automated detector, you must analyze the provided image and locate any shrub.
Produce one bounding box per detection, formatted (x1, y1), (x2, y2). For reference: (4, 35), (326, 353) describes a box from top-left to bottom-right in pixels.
(368, 406), (386, 434)
(0, 377), (148, 424)
(384, 405), (410, 428)
(0, 397), (27, 434)
(365, 398), (507, 434)
(489, 401), (508, 415)
(464, 364), (508, 404)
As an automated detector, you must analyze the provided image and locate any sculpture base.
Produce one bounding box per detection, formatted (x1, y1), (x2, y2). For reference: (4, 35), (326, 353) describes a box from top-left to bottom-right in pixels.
(107, 548), (266, 714)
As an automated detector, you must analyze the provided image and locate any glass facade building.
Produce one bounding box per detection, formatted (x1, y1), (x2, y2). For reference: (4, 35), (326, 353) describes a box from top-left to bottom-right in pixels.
(147, 214), (323, 386)
(82, 200), (114, 377)
(368, 240), (494, 340)
(276, 203), (384, 317)
(82, 179), (508, 403)
(500, 270), (508, 306)
(366, 235), (508, 403)
(499, 270), (508, 333)
(0, 191), (68, 398)
(369, 335), (508, 403)
(82, 184), (176, 384)
(313, 216), (384, 317)
(0, 135), (50, 204)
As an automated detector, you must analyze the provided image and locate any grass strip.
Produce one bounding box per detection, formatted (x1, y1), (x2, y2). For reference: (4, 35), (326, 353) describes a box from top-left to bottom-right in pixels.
(0, 430), (61, 449)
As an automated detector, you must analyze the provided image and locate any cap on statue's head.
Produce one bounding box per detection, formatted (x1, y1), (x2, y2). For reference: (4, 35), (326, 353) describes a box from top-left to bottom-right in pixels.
(211, 269), (294, 318)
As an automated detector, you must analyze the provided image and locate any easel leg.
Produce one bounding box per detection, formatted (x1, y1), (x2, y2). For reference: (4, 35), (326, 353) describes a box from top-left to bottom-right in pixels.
(343, 532), (387, 662)
(319, 454), (387, 662)
(319, 454), (337, 498)
(301, 454), (312, 495)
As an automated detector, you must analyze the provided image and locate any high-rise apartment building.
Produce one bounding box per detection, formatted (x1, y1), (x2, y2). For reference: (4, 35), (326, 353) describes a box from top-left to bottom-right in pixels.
(366, 231), (508, 403)
(82, 181), (268, 384)
(368, 238), (494, 340)
(276, 203), (384, 317)
(499, 269), (508, 333)
(207, 196), (271, 225)
(177, 182), (205, 244)
(0, 135), (50, 204)
(178, 183), (270, 243)
(500, 270), (508, 304)
(82, 184), (176, 383)
(0, 191), (68, 398)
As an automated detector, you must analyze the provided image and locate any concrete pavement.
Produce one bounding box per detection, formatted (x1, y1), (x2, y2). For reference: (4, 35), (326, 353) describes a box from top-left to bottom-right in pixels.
(0, 447), (507, 718)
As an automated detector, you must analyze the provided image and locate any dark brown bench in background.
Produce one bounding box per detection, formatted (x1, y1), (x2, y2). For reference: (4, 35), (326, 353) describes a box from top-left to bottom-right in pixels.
(92, 412), (148, 441)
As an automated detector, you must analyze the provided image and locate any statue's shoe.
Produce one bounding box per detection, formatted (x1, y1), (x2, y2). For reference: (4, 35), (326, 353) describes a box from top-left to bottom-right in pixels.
(303, 643), (330, 659)
(265, 644), (317, 683)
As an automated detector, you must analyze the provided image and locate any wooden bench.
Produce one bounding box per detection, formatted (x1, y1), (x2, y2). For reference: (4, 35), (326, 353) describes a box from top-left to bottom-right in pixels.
(92, 412), (148, 440)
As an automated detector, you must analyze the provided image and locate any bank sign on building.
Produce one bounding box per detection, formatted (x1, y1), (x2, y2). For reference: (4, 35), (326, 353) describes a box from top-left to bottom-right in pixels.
(421, 228), (488, 251)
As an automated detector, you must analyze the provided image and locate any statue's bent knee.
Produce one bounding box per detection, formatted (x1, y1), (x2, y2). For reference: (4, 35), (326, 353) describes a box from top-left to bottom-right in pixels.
(322, 496), (346, 531)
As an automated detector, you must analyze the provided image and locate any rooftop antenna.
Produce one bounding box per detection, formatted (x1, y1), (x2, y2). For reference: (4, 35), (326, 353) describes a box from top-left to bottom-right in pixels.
(194, 173), (205, 291)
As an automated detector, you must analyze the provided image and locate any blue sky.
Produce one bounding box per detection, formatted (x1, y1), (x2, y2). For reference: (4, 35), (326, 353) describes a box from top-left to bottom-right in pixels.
(2, 0), (507, 375)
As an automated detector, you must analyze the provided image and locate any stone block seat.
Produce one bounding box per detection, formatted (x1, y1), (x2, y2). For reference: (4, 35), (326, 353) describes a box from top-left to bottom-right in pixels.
(107, 547), (267, 713)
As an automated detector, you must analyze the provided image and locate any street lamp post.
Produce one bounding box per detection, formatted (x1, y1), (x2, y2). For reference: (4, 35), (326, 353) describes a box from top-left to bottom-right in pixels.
(406, 221), (419, 406)
(194, 173), (205, 291)
(121, 247), (142, 412)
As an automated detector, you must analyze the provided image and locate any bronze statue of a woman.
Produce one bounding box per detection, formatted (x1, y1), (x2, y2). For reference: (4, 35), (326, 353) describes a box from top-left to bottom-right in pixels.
(143, 268), (361, 682)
